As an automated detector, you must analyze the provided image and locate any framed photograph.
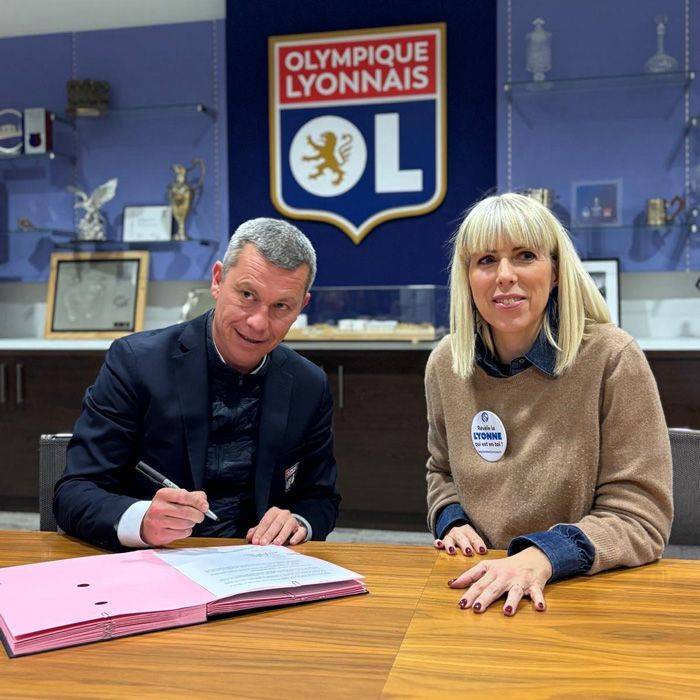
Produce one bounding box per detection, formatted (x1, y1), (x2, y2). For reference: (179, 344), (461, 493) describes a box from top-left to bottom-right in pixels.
(572, 179), (621, 226)
(122, 205), (172, 242)
(45, 251), (149, 339)
(582, 258), (620, 327)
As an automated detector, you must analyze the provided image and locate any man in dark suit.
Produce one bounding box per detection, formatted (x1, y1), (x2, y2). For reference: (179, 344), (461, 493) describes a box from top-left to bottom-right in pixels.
(54, 218), (340, 551)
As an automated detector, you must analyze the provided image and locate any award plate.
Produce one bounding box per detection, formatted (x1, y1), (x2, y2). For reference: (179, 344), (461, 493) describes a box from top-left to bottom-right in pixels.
(123, 205), (173, 242)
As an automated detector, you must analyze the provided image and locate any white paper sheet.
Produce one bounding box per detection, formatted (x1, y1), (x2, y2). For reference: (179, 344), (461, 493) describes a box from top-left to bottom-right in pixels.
(154, 545), (363, 599)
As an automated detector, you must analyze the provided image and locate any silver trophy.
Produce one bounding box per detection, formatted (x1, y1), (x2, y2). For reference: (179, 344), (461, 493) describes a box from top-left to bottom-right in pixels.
(526, 18), (552, 82)
(67, 178), (118, 241)
(645, 15), (678, 73)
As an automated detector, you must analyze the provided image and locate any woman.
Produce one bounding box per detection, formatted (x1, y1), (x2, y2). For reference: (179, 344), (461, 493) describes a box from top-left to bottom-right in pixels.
(426, 193), (672, 616)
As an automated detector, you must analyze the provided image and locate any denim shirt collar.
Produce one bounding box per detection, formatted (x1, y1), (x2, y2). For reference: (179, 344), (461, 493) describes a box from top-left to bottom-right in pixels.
(475, 298), (558, 378)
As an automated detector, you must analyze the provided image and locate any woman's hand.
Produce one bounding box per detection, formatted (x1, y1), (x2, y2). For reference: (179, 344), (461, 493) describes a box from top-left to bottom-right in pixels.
(448, 546), (553, 616)
(434, 523), (488, 557)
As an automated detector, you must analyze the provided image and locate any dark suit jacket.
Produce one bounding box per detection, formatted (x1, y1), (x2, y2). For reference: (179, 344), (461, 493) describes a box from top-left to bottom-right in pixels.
(53, 313), (340, 550)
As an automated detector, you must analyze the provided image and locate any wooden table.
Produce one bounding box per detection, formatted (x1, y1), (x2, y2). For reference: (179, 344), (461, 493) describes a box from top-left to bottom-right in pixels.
(1, 532), (698, 699)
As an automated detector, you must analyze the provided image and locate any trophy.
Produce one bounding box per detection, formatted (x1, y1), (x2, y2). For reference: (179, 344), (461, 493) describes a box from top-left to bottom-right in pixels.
(67, 178), (118, 241)
(525, 18), (552, 82)
(646, 196), (685, 226)
(0, 108), (23, 155)
(66, 80), (110, 116)
(167, 158), (205, 241)
(644, 15), (678, 73)
(522, 188), (555, 209)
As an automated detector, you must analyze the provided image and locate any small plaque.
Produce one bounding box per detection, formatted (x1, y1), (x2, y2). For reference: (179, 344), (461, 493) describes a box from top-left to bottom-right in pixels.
(123, 205), (173, 242)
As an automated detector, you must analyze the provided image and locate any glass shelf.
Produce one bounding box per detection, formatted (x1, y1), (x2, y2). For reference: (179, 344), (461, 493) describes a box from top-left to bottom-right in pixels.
(0, 228), (73, 237)
(504, 70), (694, 96)
(0, 230), (219, 247)
(0, 151), (75, 165)
(51, 237), (219, 249)
(58, 102), (217, 122)
(569, 223), (691, 233)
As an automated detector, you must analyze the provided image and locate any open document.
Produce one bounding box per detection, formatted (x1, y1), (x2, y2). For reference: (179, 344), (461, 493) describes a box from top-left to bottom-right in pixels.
(0, 545), (366, 657)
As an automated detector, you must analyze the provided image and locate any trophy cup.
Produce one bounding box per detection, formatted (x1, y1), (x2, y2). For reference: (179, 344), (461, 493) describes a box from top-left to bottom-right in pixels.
(525, 18), (552, 82)
(522, 188), (555, 209)
(67, 178), (118, 241)
(167, 158), (205, 241)
(646, 196), (685, 226)
(644, 15), (678, 73)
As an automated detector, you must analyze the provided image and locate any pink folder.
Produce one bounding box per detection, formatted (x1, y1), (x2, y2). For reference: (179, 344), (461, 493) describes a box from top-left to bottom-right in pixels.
(0, 547), (366, 657)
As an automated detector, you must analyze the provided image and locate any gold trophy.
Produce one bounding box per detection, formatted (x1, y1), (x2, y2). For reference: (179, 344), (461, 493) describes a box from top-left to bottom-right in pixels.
(646, 196), (684, 226)
(167, 158), (205, 241)
(522, 187), (555, 209)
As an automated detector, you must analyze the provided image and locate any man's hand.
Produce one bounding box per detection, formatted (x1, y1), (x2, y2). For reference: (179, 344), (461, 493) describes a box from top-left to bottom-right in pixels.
(246, 507), (307, 546)
(140, 488), (210, 546)
(448, 546), (553, 616)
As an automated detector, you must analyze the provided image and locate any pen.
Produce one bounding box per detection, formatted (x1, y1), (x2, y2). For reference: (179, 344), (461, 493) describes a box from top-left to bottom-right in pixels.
(135, 460), (219, 521)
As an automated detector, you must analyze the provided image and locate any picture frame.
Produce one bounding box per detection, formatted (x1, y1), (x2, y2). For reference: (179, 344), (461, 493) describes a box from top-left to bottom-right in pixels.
(581, 258), (620, 327)
(122, 205), (172, 242)
(572, 179), (621, 227)
(44, 251), (149, 339)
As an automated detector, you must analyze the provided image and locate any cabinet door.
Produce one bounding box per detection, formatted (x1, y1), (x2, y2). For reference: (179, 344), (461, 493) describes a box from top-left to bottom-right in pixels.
(0, 352), (105, 510)
(299, 350), (431, 530)
(646, 352), (700, 429)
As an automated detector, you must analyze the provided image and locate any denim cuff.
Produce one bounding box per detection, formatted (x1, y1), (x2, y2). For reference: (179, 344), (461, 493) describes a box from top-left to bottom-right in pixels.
(508, 525), (595, 582)
(435, 502), (470, 540)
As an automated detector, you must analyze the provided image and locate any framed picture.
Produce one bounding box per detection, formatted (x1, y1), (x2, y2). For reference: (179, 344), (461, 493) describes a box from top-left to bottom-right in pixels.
(582, 258), (620, 327)
(45, 251), (149, 339)
(123, 205), (172, 242)
(572, 179), (621, 226)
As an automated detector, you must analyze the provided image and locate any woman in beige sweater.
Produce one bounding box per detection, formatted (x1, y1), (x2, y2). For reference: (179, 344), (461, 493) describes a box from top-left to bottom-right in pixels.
(427, 193), (672, 616)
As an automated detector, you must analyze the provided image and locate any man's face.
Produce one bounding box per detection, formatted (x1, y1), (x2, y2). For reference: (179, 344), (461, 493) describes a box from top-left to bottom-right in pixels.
(210, 244), (310, 373)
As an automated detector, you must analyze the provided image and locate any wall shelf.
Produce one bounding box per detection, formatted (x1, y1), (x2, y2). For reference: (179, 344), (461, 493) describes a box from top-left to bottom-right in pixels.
(0, 151), (75, 165)
(59, 102), (217, 122)
(504, 70), (694, 96)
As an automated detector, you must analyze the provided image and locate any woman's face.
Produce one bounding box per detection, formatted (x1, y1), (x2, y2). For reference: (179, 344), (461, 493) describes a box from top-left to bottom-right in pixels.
(468, 243), (557, 354)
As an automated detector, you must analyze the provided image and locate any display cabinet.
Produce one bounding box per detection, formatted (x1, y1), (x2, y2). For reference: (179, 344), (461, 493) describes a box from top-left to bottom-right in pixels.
(285, 285), (449, 343)
(0, 103), (223, 282)
(500, 1), (698, 273)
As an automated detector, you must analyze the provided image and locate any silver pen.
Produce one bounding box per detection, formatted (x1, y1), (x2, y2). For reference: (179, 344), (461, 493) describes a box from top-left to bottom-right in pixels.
(135, 460), (219, 521)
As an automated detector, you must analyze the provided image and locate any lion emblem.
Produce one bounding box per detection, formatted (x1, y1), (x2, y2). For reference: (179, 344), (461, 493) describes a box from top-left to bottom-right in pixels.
(302, 131), (353, 186)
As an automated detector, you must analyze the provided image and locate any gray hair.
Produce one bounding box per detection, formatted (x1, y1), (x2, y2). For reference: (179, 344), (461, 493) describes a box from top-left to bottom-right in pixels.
(221, 218), (317, 291)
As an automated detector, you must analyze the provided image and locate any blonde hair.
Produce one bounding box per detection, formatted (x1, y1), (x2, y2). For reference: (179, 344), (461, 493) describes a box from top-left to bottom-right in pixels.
(449, 192), (611, 378)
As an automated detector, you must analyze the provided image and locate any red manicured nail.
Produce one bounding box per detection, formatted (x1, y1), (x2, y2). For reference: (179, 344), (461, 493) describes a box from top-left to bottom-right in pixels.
(447, 578), (456, 586)
(478, 547), (487, 554)
(465, 547), (473, 555)
(458, 599), (468, 609)
(504, 605), (513, 615)
(448, 546), (455, 554)
(436, 540), (443, 547)
(473, 602), (482, 612)
(537, 602), (545, 611)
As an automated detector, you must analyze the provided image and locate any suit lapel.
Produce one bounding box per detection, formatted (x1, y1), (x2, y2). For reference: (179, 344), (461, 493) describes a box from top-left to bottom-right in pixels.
(255, 348), (293, 517)
(172, 316), (209, 490)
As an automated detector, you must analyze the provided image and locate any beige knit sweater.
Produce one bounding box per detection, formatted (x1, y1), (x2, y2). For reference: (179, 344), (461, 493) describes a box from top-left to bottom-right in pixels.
(425, 323), (673, 575)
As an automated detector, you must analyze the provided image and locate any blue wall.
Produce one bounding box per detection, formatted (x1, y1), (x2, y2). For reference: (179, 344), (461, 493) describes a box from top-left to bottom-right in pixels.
(0, 20), (228, 282)
(497, 0), (699, 272)
(226, 0), (497, 286)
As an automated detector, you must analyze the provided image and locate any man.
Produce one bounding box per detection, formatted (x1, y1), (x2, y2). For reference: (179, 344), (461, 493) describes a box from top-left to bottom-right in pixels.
(54, 218), (340, 551)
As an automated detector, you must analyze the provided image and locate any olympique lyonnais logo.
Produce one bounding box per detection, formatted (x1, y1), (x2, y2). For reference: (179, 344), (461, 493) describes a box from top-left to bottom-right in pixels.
(269, 24), (446, 244)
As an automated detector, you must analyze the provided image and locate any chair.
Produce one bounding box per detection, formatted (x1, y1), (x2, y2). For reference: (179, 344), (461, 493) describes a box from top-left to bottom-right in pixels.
(39, 433), (72, 532)
(668, 428), (700, 546)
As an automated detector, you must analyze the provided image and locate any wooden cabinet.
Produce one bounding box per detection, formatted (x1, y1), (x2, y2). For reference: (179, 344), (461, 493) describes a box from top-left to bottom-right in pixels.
(298, 350), (430, 531)
(646, 351), (700, 430)
(0, 346), (697, 522)
(0, 351), (104, 511)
